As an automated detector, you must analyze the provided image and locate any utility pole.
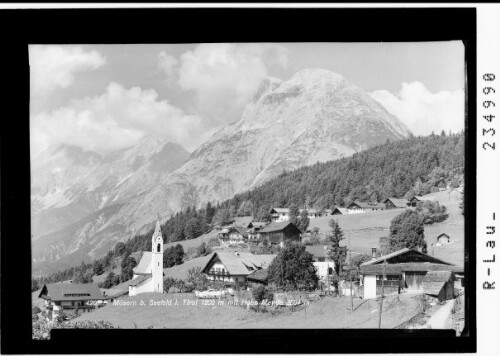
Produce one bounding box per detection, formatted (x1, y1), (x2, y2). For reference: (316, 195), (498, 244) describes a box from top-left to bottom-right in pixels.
(378, 260), (386, 329)
(350, 248), (353, 311)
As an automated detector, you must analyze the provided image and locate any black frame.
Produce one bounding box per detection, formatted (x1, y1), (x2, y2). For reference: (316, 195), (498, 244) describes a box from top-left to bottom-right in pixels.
(0, 6), (476, 354)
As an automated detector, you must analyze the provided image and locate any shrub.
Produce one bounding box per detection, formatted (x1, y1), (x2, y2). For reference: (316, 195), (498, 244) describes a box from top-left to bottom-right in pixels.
(32, 306), (41, 315)
(252, 285), (274, 305)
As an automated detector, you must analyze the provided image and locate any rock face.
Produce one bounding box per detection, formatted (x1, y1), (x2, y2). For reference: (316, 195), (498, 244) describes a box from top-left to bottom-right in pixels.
(32, 68), (411, 275)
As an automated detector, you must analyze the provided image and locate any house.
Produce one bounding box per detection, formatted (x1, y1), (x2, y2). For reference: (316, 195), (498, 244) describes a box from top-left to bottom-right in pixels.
(246, 269), (270, 285)
(305, 245), (336, 283)
(258, 221), (302, 246)
(269, 208), (290, 222)
(246, 222), (268, 242)
(360, 248), (462, 299)
(346, 201), (386, 213)
(408, 195), (436, 207)
(218, 226), (248, 246)
(300, 208), (320, 219)
(38, 283), (105, 317)
(422, 270), (455, 302)
(381, 197), (409, 209)
(323, 209), (333, 216)
(128, 219), (164, 296)
(332, 207), (350, 215)
(436, 233), (450, 244)
(201, 251), (276, 284)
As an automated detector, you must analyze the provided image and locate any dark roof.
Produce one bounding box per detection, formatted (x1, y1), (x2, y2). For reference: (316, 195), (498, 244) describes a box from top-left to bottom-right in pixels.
(381, 197), (409, 208)
(270, 208), (289, 214)
(437, 233), (450, 238)
(305, 245), (331, 258)
(259, 221), (300, 233)
(39, 283), (104, 301)
(361, 263), (463, 275)
(410, 195), (436, 202)
(361, 248), (453, 267)
(348, 201), (386, 209)
(231, 226), (249, 238)
(247, 269), (269, 282)
(332, 207), (350, 214)
(128, 274), (151, 287)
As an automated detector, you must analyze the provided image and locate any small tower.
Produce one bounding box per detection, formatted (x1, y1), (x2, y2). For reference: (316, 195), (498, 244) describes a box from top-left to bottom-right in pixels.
(151, 217), (164, 293)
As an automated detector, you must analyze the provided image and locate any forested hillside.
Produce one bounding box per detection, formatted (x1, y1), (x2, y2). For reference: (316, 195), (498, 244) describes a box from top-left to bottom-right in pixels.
(34, 132), (464, 284)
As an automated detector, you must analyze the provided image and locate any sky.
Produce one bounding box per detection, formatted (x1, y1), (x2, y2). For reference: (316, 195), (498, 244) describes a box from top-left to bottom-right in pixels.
(29, 42), (465, 157)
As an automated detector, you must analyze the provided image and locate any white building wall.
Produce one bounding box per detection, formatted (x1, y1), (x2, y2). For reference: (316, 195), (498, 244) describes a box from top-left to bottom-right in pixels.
(313, 261), (336, 281)
(363, 275), (377, 299)
(129, 279), (154, 296)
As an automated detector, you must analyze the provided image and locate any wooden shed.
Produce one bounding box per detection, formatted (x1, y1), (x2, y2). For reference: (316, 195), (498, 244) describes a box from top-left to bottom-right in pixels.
(258, 221), (302, 245)
(436, 233), (450, 244)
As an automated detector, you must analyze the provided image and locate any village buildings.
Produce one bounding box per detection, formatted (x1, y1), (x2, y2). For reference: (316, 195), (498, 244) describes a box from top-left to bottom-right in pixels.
(408, 195), (436, 207)
(305, 245), (336, 283)
(381, 197), (409, 209)
(38, 282), (105, 317)
(257, 221), (302, 246)
(201, 251), (275, 284)
(128, 219), (164, 296)
(360, 248), (462, 300)
(346, 201), (386, 213)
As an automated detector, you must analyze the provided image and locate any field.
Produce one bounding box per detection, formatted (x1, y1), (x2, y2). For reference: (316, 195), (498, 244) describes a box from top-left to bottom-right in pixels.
(73, 292), (422, 329)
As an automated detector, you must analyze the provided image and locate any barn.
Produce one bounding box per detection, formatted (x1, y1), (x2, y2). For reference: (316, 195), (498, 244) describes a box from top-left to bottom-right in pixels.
(360, 248), (462, 299)
(269, 208), (290, 222)
(408, 195), (436, 207)
(422, 270), (455, 302)
(347, 201), (386, 212)
(332, 207), (350, 215)
(258, 221), (302, 246)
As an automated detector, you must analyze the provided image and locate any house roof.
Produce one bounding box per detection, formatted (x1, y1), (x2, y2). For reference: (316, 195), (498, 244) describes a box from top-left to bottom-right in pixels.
(349, 201), (386, 209)
(250, 222), (268, 229)
(300, 208), (319, 214)
(437, 233), (450, 238)
(247, 269), (269, 283)
(219, 228), (230, 234)
(133, 251), (152, 274)
(361, 248), (453, 267)
(104, 289), (129, 299)
(422, 271), (454, 296)
(361, 263), (462, 275)
(270, 208), (289, 214)
(382, 197), (409, 208)
(305, 245), (331, 258)
(39, 283), (104, 301)
(332, 207), (350, 214)
(259, 221), (300, 233)
(201, 252), (276, 276)
(128, 274), (152, 287)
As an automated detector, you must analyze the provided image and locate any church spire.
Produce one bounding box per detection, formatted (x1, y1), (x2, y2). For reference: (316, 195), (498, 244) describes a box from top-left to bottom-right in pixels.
(154, 215), (161, 237)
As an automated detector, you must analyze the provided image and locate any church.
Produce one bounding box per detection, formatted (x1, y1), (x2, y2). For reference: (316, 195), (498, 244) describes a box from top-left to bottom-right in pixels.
(128, 219), (164, 296)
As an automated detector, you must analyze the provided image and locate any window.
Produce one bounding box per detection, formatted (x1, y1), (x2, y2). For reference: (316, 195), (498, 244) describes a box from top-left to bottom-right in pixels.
(157, 243), (161, 252)
(318, 257), (325, 262)
(328, 267), (333, 275)
(62, 293), (91, 297)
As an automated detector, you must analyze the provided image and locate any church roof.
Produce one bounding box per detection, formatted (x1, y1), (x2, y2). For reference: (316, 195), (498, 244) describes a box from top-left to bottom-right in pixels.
(134, 252), (152, 274)
(128, 275), (152, 287)
(39, 283), (104, 302)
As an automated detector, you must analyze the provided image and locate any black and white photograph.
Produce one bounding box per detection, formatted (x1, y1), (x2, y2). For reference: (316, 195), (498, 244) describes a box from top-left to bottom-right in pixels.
(29, 41), (467, 336)
(1, 5), (491, 355)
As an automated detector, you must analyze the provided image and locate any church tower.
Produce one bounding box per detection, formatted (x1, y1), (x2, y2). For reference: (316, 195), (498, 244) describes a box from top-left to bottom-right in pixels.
(151, 217), (164, 293)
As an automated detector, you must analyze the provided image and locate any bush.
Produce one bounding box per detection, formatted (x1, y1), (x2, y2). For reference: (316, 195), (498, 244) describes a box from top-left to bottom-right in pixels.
(252, 285), (274, 306)
(32, 306), (41, 315)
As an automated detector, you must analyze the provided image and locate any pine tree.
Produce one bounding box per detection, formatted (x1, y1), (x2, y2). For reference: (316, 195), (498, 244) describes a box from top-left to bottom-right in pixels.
(327, 219), (347, 294)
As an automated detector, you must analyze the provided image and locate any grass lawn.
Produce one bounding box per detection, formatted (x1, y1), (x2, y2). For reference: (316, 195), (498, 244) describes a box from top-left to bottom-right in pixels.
(73, 291), (422, 329)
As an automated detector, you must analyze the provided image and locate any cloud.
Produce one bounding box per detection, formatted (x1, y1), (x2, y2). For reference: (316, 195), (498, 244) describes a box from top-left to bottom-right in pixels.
(29, 45), (106, 95)
(370, 82), (464, 135)
(158, 51), (178, 81)
(31, 83), (203, 156)
(175, 43), (288, 124)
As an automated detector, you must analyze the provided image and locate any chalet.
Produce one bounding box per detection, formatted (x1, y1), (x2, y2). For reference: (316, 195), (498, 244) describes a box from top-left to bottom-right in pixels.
(218, 226), (248, 246)
(246, 222), (268, 242)
(347, 201), (386, 213)
(422, 271), (455, 302)
(381, 197), (409, 209)
(269, 208), (290, 222)
(360, 248), (462, 299)
(324, 209), (333, 215)
(249, 221), (268, 230)
(129, 219), (164, 296)
(436, 233), (451, 244)
(332, 207), (350, 215)
(201, 251), (275, 284)
(305, 245), (336, 282)
(258, 221), (302, 246)
(408, 195), (436, 207)
(38, 283), (105, 317)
